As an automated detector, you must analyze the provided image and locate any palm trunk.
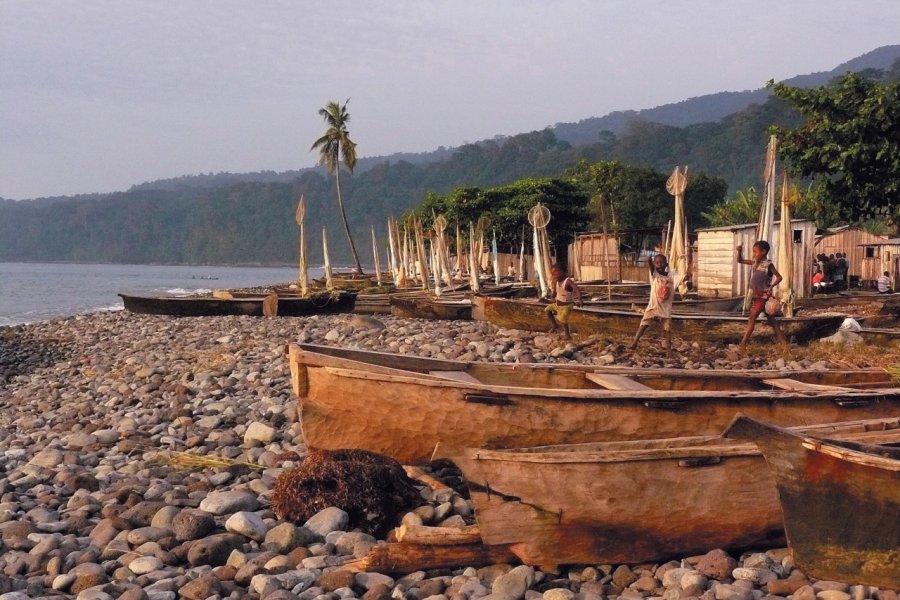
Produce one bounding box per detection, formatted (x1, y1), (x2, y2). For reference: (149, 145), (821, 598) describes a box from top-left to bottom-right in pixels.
(334, 164), (364, 274)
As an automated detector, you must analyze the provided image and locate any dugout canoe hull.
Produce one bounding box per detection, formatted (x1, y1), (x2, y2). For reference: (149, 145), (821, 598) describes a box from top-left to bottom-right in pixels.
(390, 297), (473, 320)
(435, 418), (900, 568)
(472, 296), (844, 344)
(288, 344), (900, 465)
(725, 416), (900, 589)
(119, 290), (356, 317)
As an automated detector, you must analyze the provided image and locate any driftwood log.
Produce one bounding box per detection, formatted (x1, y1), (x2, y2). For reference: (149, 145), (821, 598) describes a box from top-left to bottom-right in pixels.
(392, 524), (481, 545)
(344, 542), (517, 574)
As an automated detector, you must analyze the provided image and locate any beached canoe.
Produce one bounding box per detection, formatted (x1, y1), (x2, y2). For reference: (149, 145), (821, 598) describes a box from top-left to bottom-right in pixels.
(578, 295), (744, 314)
(472, 296), (845, 343)
(434, 417), (900, 568)
(119, 290), (356, 317)
(288, 344), (900, 464)
(390, 296), (473, 320)
(725, 415), (900, 588)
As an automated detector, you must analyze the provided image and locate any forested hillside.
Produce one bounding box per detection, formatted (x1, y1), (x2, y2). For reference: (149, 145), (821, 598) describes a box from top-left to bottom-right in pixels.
(2, 47), (897, 266)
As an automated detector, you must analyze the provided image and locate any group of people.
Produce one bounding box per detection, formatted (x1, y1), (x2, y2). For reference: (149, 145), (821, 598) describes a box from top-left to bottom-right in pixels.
(811, 252), (849, 293)
(544, 239), (785, 353)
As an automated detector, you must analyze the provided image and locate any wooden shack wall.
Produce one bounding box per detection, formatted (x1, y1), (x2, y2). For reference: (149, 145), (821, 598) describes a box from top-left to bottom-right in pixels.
(568, 234), (623, 282)
(815, 228), (887, 283)
(861, 243), (900, 282)
(696, 221), (815, 298)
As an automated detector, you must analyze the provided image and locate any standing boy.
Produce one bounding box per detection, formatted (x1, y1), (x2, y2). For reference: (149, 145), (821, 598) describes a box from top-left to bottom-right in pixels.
(629, 254), (680, 355)
(546, 264), (583, 340)
(736, 240), (788, 352)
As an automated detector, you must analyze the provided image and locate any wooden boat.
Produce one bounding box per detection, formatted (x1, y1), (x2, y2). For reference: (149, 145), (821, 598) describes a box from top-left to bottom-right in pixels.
(288, 343), (900, 464)
(472, 296), (845, 344)
(390, 296), (473, 320)
(725, 415), (900, 588)
(578, 281), (651, 295)
(435, 417), (900, 568)
(580, 295), (744, 314)
(798, 291), (900, 310)
(857, 327), (900, 345)
(119, 290), (356, 317)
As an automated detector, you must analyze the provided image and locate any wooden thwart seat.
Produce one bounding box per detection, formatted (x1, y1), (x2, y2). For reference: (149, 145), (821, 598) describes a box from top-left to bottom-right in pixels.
(430, 370), (482, 384)
(762, 378), (853, 392)
(585, 372), (653, 391)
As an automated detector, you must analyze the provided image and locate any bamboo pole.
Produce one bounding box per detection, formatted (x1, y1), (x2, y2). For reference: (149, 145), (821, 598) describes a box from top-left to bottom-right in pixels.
(414, 218), (430, 291)
(295, 196), (309, 297)
(519, 234), (526, 283)
(468, 222), (481, 293)
(323, 227), (334, 291)
(455, 221), (464, 281)
(387, 218), (400, 287)
(371, 226), (383, 286)
(492, 230), (500, 285)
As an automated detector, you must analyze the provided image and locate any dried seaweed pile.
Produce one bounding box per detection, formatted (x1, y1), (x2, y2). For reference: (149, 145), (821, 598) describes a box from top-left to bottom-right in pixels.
(271, 449), (422, 535)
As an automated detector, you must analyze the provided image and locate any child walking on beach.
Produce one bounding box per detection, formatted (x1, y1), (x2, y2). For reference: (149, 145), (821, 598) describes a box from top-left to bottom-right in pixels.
(736, 240), (787, 352)
(546, 264), (583, 340)
(629, 254), (680, 355)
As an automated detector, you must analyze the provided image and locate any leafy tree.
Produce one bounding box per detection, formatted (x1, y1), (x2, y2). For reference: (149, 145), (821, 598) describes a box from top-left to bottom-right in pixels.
(414, 178), (590, 253)
(311, 99), (364, 273)
(701, 187), (762, 227)
(768, 73), (900, 225)
(565, 160), (727, 232)
(700, 183), (844, 229)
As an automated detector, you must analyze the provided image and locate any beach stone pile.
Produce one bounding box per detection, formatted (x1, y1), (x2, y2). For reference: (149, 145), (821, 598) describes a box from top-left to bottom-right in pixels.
(0, 310), (895, 599)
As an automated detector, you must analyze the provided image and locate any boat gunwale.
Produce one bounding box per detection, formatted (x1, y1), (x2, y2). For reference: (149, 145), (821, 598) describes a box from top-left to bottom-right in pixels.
(291, 343), (892, 383)
(315, 364), (900, 402)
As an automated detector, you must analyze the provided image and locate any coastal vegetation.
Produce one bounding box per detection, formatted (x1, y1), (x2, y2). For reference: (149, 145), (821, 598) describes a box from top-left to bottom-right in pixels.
(1, 54), (898, 265)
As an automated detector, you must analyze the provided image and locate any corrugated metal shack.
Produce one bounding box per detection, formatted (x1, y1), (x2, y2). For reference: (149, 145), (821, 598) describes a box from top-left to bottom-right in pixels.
(815, 226), (888, 285)
(695, 219), (817, 298)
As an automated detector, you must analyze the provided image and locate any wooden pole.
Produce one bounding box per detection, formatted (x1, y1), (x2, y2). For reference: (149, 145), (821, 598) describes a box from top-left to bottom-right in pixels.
(323, 227), (334, 291)
(295, 196), (309, 297)
(372, 226), (383, 286)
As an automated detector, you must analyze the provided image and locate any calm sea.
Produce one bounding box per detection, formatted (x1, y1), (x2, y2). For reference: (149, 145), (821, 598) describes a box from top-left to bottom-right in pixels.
(0, 262), (326, 326)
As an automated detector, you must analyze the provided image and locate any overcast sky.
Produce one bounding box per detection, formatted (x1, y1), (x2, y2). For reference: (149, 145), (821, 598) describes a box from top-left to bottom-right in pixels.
(1, 0), (898, 200)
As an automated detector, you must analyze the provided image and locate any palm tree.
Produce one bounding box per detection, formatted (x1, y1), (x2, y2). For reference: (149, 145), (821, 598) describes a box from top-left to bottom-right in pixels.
(311, 99), (363, 274)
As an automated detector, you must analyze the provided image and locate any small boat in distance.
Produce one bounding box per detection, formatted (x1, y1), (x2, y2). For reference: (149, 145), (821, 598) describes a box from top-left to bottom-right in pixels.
(725, 415), (900, 589)
(119, 290), (356, 317)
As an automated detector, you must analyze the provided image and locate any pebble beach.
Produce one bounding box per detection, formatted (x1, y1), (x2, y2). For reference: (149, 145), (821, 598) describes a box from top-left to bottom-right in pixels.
(1, 310), (898, 600)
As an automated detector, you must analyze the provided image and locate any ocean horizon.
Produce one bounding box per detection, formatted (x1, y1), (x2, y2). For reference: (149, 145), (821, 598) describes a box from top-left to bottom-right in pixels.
(0, 262), (330, 326)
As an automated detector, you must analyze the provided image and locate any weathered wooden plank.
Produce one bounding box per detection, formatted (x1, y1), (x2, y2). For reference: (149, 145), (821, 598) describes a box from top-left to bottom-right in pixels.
(585, 373), (653, 391)
(762, 378), (854, 392)
(430, 370), (482, 384)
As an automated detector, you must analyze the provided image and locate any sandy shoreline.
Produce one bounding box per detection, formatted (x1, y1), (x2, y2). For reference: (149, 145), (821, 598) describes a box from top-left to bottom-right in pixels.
(0, 311), (896, 598)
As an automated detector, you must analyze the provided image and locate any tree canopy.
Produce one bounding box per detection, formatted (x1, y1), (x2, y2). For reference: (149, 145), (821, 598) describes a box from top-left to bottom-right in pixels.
(413, 178), (590, 253)
(768, 72), (900, 225)
(564, 160), (728, 232)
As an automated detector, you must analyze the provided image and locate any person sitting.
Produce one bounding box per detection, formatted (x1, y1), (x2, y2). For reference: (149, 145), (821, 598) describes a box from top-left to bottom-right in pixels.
(877, 271), (893, 294)
(812, 270), (826, 295)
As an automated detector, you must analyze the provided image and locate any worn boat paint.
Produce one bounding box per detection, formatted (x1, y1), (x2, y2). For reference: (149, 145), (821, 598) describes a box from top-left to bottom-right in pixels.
(288, 344), (899, 464)
(435, 418), (900, 568)
(725, 415), (900, 589)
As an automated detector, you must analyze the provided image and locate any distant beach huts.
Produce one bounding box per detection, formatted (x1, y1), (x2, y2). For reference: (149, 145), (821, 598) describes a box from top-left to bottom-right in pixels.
(815, 225), (890, 285)
(858, 237), (900, 283)
(695, 219), (816, 299)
